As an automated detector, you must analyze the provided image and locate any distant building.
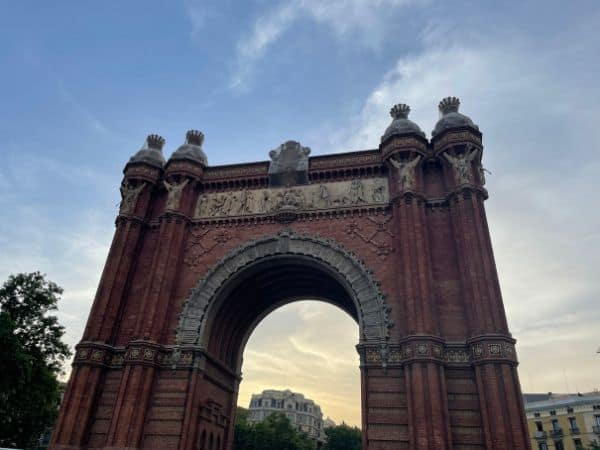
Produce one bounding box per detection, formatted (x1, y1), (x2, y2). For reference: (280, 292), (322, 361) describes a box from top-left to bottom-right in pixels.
(323, 416), (336, 429)
(524, 392), (600, 450)
(247, 389), (327, 443)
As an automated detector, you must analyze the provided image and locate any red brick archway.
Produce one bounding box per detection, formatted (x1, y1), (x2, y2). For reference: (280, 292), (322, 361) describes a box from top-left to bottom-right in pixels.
(50, 101), (531, 450)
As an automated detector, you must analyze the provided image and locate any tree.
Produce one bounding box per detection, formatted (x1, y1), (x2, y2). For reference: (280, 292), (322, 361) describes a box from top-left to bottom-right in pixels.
(587, 441), (600, 450)
(233, 409), (315, 450)
(322, 423), (361, 450)
(0, 272), (71, 449)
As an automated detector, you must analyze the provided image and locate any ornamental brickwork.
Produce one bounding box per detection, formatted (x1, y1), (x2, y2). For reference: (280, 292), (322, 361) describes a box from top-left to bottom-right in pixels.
(49, 98), (531, 450)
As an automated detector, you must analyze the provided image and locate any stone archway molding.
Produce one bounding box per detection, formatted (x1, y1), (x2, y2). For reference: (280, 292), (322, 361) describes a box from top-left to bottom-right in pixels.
(177, 230), (393, 351)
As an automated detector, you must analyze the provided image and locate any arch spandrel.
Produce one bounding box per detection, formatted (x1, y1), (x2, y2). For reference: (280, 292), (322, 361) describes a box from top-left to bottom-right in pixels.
(177, 230), (393, 350)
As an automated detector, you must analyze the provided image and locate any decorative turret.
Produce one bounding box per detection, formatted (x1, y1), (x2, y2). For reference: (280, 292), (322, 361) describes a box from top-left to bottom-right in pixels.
(432, 97), (479, 137)
(431, 97), (485, 189)
(170, 130), (208, 166)
(379, 103), (428, 197)
(381, 103), (426, 142)
(127, 134), (166, 169)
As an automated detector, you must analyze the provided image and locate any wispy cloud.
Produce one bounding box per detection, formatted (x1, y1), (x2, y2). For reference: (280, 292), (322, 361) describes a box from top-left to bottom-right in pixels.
(230, 0), (425, 91)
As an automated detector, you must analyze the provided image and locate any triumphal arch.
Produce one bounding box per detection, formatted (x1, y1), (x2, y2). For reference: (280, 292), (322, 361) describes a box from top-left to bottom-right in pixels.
(50, 98), (531, 450)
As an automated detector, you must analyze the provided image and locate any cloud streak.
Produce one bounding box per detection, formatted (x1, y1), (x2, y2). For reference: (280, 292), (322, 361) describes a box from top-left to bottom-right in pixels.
(230, 0), (424, 91)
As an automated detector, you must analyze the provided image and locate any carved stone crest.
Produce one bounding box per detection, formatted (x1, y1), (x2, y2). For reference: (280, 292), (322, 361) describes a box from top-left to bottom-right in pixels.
(268, 140), (311, 187)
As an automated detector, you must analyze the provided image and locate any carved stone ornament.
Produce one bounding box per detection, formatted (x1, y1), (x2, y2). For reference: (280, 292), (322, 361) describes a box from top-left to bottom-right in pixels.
(389, 154), (421, 191)
(443, 146), (480, 185)
(194, 178), (388, 219)
(177, 231), (393, 348)
(184, 228), (233, 271)
(268, 140), (311, 187)
(344, 216), (394, 258)
(119, 182), (146, 214)
(164, 178), (189, 211)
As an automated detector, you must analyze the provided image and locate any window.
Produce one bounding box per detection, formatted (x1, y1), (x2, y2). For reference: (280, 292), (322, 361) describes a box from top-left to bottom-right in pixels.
(554, 440), (564, 450)
(538, 443), (548, 450)
(573, 438), (583, 449)
(568, 417), (578, 430)
(595, 415), (600, 426)
(536, 421), (544, 432)
(552, 419), (560, 431)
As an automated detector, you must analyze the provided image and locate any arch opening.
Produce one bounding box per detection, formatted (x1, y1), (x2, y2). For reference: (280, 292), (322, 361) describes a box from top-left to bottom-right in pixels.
(177, 231), (393, 373)
(237, 300), (362, 439)
(206, 255), (360, 370)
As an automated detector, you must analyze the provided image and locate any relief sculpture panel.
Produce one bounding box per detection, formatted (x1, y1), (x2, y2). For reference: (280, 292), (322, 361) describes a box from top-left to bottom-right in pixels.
(194, 178), (389, 218)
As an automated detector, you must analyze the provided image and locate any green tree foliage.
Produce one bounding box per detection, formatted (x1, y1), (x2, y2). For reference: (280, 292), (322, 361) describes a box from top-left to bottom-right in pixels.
(0, 272), (71, 449)
(233, 409), (315, 450)
(586, 441), (600, 450)
(322, 423), (361, 450)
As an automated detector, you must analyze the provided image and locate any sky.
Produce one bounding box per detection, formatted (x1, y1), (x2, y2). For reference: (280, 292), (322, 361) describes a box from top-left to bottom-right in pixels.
(1, 0), (600, 427)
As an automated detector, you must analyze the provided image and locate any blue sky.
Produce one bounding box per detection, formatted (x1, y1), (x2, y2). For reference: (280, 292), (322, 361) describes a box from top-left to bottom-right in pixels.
(1, 1), (600, 425)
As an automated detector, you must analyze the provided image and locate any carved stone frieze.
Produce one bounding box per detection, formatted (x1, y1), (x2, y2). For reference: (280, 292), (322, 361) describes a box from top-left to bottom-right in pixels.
(359, 336), (517, 367)
(469, 338), (517, 364)
(194, 178), (389, 219)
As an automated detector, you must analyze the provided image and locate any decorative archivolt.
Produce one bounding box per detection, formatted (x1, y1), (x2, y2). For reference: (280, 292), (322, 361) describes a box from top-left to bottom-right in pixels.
(194, 178), (388, 218)
(177, 231), (393, 348)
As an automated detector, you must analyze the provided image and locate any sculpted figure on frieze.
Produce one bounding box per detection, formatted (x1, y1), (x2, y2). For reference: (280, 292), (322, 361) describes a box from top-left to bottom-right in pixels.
(119, 182), (146, 214)
(193, 178), (389, 219)
(390, 154), (421, 191)
(195, 194), (210, 217)
(312, 185), (331, 209)
(163, 178), (189, 211)
(372, 184), (386, 202)
(344, 180), (367, 205)
(443, 146), (479, 185)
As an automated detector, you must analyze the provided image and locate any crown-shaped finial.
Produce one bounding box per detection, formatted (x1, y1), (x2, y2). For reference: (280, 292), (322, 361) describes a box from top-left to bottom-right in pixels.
(146, 134), (166, 150)
(185, 130), (204, 146)
(439, 97), (460, 115)
(390, 103), (411, 120)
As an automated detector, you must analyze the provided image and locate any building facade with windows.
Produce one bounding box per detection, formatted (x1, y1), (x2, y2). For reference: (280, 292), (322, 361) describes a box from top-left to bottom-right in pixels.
(524, 392), (600, 450)
(247, 389), (327, 443)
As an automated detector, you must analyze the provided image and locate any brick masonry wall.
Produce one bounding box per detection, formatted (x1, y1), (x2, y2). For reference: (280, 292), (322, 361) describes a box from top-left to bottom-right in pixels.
(49, 131), (531, 450)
